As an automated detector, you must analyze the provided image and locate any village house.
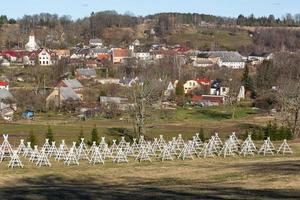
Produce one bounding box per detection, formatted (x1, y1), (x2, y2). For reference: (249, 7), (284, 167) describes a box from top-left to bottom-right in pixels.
(70, 47), (90, 59)
(183, 78), (211, 94)
(53, 49), (70, 60)
(56, 79), (84, 99)
(37, 48), (56, 66)
(192, 59), (214, 67)
(99, 96), (129, 110)
(0, 89), (16, 120)
(248, 52), (274, 65)
(89, 38), (103, 47)
(88, 47), (110, 60)
(119, 77), (138, 87)
(75, 68), (97, 80)
(95, 78), (120, 85)
(132, 46), (152, 61)
(111, 48), (132, 64)
(0, 82), (9, 90)
(198, 51), (245, 69)
(46, 87), (81, 108)
(248, 52), (274, 61)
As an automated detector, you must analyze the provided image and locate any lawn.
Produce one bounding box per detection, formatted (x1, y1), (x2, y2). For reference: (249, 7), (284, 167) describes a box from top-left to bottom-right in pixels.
(0, 141), (299, 200)
(0, 106), (270, 144)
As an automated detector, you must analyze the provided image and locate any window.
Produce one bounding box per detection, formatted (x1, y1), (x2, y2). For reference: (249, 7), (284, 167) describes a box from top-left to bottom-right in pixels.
(43, 61), (45, 64)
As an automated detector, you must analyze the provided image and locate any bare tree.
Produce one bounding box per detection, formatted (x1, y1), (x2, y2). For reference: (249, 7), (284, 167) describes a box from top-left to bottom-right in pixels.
(129, 76), (168, 137)
(277, 77), (300, 138)
(226, 78), (242, 119)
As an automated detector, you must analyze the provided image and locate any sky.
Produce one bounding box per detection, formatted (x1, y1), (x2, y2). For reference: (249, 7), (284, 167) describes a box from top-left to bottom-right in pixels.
(1, 0), (300, 19)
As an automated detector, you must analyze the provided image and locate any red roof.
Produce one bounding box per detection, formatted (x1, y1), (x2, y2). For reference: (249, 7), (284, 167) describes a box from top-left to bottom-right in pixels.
(0, 82), (9, 86)
(196, 78), (211, 85)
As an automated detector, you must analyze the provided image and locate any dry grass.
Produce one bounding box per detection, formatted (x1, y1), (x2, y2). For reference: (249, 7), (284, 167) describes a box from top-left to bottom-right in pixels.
(0, 142), (299, 199)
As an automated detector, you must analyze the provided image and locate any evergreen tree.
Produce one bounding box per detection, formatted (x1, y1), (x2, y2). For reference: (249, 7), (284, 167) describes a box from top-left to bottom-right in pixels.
(46, 125), (55, 143)
(27, 129), (37, 148)
(90, 126), (99, 145)
(175, 81), (184, 96)
(77, 126), (85, 146)
(198, 127), (206, 141)
(242, 65), (256, 98)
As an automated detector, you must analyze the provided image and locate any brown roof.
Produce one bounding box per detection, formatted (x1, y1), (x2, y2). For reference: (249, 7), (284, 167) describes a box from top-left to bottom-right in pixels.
(113, 48), (131, 58)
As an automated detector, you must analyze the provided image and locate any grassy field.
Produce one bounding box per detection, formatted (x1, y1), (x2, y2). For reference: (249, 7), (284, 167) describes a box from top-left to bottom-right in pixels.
(0, 106), (299, 199)
(167, 27), (253, 50)
(0, 106), (269, 145)
(0, 141), (299, 200)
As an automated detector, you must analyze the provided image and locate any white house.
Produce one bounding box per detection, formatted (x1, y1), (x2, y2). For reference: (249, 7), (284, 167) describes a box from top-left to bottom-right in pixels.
(183, 80), (199, 94)
(25, 31), (39, 52)
(199, 51), (245, 69)
(38, 49), (53, 66)
(89, 38), (103, 47)
(210, 86), (229, 96)
(133, 52), (151, 61)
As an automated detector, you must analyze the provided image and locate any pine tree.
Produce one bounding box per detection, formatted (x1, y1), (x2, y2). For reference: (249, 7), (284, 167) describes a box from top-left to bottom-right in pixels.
(27, 129), (37, 148)
(242, 65), (256, 98)
(77, 127), (85, 146)
(198, 127), (206, 141)
(46, 125), (54, 143)
(90, 126), (99, 145)
(175, 81), (184, 96)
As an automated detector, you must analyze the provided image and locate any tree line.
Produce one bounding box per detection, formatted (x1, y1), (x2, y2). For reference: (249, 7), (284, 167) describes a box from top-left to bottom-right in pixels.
(237, 13), (300, 27)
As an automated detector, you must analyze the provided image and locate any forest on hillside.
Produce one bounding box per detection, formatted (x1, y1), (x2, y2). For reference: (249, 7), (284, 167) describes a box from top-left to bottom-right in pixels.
(1, 11), (300, 52)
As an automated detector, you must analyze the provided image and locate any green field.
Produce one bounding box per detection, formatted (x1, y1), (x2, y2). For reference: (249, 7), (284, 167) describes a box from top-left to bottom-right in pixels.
(1, 106), (267, 145)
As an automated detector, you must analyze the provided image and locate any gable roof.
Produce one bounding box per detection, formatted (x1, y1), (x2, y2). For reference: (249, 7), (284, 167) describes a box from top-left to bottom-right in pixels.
(60, 87), (80, 101)
(76, 68), (97, 77)
(0, 89), (13, 100)
(89, 38), (103, 44)
(62, 79), (83, 89)
(249, 52), (272, 57)
(113, 48), (132, 58)
(200, 51), (244, 62)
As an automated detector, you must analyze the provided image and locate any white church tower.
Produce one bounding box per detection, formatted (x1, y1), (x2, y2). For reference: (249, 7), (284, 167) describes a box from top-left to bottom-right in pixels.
(25, 31), (39, 52)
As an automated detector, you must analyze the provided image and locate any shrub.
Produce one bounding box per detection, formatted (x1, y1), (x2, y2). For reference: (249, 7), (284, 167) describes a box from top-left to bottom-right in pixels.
(242, 121), (293, 141)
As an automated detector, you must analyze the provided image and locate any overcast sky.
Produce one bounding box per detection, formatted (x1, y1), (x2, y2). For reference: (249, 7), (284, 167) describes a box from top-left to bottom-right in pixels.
(1, 0), (299, 19)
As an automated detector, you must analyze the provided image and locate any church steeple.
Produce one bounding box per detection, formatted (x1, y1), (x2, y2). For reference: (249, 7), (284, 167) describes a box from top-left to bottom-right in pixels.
(25, 30), (39, 52)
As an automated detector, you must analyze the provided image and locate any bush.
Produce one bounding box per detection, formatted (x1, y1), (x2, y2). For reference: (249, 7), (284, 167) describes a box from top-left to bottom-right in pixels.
(242, 121), (293, 141)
